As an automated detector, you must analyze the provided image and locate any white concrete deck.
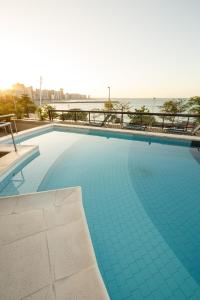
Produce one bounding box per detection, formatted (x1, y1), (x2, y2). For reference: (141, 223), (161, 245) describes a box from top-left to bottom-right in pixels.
(0, 144), (39, 182)
(0, 187), (109, 300)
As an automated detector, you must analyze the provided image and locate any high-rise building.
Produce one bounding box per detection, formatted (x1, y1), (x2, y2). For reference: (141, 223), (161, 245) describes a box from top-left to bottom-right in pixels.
(11, 83), (33, 98)
(0, 83), (88, 102)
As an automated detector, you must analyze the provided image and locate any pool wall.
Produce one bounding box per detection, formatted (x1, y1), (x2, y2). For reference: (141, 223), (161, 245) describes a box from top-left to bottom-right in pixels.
(1, 122), (200, 145)
(0, 123), (199, 194)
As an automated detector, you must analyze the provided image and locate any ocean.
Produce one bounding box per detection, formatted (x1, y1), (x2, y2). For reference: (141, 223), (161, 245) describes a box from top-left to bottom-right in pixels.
(52, 98), (187, 113)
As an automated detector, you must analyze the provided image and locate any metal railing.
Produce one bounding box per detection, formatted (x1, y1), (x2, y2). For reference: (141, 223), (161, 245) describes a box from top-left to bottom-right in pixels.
(0, 122), (17, 151)
(48, 109), (200, 135)
(0, 114), (18, 133)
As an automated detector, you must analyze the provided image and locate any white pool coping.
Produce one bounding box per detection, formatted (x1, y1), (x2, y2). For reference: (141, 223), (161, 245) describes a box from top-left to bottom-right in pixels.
(0, 187), (109, 300)
(54, 122), (200, 142)
(0, 124), (53, 144)
(0, 144), (39, 184)
(1, 122), (200, 144)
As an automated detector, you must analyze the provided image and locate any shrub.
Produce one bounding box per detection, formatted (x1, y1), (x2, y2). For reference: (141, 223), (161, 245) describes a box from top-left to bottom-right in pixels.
(59, 109), (88, 121)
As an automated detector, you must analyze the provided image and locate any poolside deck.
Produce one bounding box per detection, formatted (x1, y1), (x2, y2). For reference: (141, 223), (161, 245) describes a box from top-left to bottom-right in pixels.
(0, 187), (109, 300)
(0, 144), (39, 182)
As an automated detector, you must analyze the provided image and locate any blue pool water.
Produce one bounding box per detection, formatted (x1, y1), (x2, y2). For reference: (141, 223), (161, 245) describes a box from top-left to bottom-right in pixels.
(1, 128), (200, 299)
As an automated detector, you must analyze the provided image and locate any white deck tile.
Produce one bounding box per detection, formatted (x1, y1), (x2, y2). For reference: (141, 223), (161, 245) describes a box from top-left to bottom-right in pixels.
(14, 191), (56, 213)
(0, 144), (38, 181)
(44, 201), (82, 229)
(55, 266), (109, 300)
(0, 187), (109, 300)
(0, 232), (51, 300)
(0, 210), (46, 246)
(54, 187), (81, 206)
(0, 196), (17, 216)
(22, 285), (55, 300)
(47, 219), (95, 280)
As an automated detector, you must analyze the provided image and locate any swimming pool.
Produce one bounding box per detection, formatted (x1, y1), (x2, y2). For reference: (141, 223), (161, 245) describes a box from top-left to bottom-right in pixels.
(1, 126), (200, 299)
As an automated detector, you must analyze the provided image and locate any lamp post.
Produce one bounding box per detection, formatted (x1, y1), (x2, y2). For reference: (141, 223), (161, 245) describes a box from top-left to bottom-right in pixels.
(13, 95), (17, 113)
(108, 86), (110, 101)
(39, 76), (42, 106)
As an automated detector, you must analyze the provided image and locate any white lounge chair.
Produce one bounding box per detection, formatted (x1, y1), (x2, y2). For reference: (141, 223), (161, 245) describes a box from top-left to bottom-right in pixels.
(192, 124), (200, 135)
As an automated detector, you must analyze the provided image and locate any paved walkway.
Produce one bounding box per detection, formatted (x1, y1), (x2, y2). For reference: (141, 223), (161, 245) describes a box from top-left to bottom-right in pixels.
(0, 187), (109, 300)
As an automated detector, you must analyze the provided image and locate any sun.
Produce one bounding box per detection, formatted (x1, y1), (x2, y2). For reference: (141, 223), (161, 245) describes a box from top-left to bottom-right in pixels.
(0, 83), (11, 91)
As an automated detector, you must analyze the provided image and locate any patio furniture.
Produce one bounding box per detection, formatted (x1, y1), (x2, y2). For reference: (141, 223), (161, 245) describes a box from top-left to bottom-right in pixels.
(192, 124), (200, 135)
(124, 124), (146, 131)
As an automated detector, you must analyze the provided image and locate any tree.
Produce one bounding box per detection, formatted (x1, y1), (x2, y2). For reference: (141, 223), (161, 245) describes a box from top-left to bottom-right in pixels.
(107, 102), (131, 124)
(128, 106), (155, 125)
(38, 104), (56, 120)
(188, 96), (200, 123)
(104, 99), (113, 111)
(113, 101), (131, 112)
(161, 99), (187, 114)
(0, 94), (15, 115)
(60, 109), (88, 122)
(17, 94), (37, 118)
(160, 99), (187, 123)
(0, 93), (37, 119)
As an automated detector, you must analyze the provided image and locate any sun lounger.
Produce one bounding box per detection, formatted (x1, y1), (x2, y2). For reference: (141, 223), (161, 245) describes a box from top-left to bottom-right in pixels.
(164, 124), (200, 135)
(164, 127), (186, 134)
(125, 124), (146, 131)
(192, 124), (200, 135)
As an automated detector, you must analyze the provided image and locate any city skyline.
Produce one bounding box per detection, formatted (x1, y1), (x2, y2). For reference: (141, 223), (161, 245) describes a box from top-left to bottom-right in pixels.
(0, 81), (195, 100)
(0, 0), (200, 98)
(0, 82), (88, 100)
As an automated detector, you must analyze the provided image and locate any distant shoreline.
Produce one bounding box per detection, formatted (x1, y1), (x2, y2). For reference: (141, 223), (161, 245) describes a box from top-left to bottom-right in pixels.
(34, 98), (190, 114)
(52, 100), (119, 104)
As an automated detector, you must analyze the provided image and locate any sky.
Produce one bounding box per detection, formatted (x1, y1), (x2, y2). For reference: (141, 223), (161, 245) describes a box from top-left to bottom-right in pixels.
(0, 0), (200, 98)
